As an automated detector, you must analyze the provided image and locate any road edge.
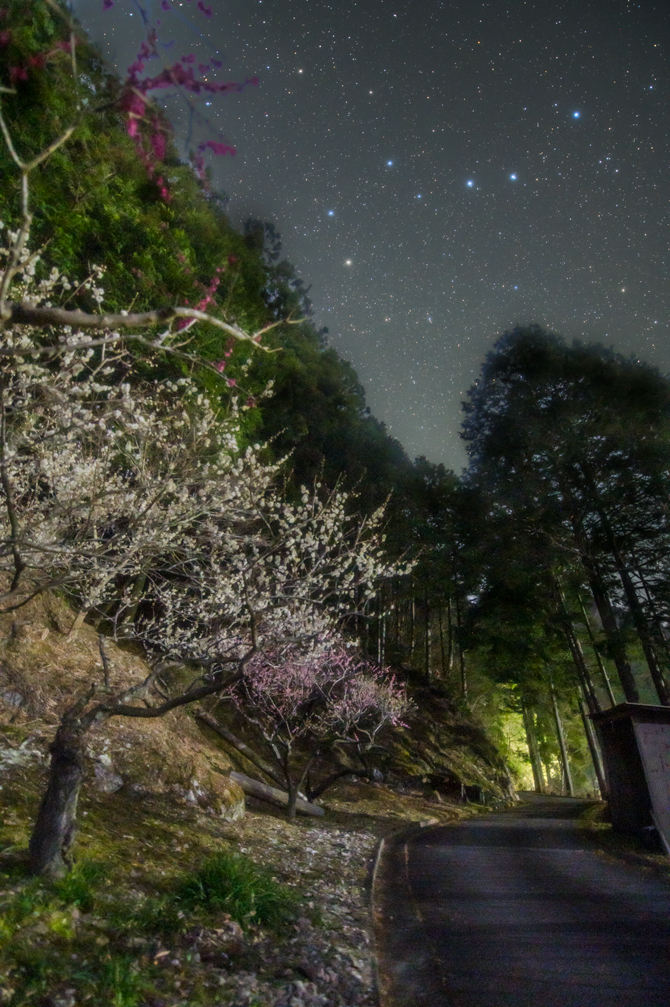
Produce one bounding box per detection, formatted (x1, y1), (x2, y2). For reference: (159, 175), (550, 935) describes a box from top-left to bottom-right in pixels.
(370, 822), (438, 1007)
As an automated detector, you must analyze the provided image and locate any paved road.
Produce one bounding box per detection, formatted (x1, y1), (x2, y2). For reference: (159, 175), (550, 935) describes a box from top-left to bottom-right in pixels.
(373, 794), (670, 1007)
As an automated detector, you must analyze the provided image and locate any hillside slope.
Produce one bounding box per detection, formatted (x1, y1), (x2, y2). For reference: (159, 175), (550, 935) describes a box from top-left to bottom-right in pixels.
(0, 602), (508, 1006)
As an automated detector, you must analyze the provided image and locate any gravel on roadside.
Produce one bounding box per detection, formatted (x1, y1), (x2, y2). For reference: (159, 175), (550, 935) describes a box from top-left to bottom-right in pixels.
(164, 811), (383, 1007)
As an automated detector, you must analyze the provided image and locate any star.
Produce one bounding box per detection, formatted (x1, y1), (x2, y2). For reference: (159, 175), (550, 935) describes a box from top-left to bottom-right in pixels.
(83, 0), (670, 471)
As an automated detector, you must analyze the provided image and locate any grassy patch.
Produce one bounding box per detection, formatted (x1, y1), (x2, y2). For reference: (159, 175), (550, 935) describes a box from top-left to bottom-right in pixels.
(0, 842), (301, 1006)
(176, 850), (300, 929)
(578, 803), (670, 877)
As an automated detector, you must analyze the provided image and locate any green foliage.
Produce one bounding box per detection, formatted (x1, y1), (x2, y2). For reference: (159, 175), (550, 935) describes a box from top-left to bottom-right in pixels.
(0, 849), (299, 1005)
(176, 850), (300, 929)
(0, 3), (413, 504)
(51, 859), (108, 912)
(0, 859), (152, 1006)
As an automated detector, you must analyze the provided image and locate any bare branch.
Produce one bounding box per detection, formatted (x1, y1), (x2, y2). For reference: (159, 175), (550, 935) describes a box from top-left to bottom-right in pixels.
(0, 106), (25, 169)
(0, 379), (25, 592)
(0, 302), (298, 349)
(98, 634), (112, 689)
(96, 672), (243, 720)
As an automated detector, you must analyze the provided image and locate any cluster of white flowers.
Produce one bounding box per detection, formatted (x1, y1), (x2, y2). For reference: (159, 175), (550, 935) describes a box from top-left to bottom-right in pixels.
(0, 221), (107, 307)
(0, 256), (408, 672)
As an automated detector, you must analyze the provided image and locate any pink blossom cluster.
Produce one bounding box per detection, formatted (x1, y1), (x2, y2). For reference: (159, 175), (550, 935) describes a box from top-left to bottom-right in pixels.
(239, 645), (410, 748)
(105, 1), (257, 201)
(175, 264), (224, 329)
(0, 15), (76, 85)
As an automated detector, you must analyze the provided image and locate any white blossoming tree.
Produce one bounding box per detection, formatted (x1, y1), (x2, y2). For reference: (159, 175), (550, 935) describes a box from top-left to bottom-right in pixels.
(0, 77), (410, 875)
(1, 272), (408, 871)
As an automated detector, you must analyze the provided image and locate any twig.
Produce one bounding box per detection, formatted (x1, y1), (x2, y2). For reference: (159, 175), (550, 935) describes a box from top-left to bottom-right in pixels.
(98, 634), (112, 689)
(0, 379), (25, 592)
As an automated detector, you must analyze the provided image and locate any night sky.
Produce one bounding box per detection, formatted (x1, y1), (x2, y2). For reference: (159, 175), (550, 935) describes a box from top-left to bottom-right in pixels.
(72, 0), (670, 472)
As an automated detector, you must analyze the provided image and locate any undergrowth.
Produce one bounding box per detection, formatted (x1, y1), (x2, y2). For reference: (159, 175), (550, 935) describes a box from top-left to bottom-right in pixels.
(0, 851), (301, 1006)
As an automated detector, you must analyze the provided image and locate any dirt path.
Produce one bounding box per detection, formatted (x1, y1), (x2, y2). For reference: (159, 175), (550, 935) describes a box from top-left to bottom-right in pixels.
(373, 793), (670, 1006)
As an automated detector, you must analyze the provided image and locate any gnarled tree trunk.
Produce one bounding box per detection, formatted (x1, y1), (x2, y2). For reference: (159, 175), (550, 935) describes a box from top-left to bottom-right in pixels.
(29, 717), (88, 877)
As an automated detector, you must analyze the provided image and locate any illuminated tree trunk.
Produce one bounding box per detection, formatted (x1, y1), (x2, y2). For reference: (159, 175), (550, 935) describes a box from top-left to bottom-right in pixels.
(438, 606), (446, 677)
(522, 703), (544, 793)
(445, 596), (455, 671)
(424, 591), (431, 683)
(582, 559), (639, 703)
(595, 505), (670, 705)
(578, 698), (607, 799)
(454, 590), (467, 700)
(550, 679), (574, 797)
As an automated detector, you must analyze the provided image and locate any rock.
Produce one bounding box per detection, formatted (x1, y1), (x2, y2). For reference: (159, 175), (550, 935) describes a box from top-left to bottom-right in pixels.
(93, 754), (124, 793)
(172, 774), (245, 820)
(1, 691), (24, 708)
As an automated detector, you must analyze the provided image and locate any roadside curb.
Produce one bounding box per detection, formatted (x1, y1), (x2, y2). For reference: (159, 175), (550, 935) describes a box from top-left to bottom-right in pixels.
(370, 822), (440, 1007)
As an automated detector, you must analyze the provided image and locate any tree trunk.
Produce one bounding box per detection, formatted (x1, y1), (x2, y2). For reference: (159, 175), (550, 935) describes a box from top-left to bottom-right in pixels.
(582, 561), (639, 703)
(67, 608), (88, 640)
(578, 697), (608, 799)
(597, 509), (670, 705)
(445, 596), (455, 671)
(522, 703), (544, 793)
(555, 588), (601, 715)
(578, 595), (617, 706)
(575, 463), (670, 706)
(550, 679), (574, 797)
(438, 605), (446, 678)
(116, 569), (149, 631)
(409, 591), (416, 658)
(286, 779), (299, 821)
(229, 772), (324, 817)
(377, 586), (386, 665)
(424, 591), (431, 684)
(454, 591), (467, 700)
(29, 719), (87, 876)
(635, 557), (670, 664)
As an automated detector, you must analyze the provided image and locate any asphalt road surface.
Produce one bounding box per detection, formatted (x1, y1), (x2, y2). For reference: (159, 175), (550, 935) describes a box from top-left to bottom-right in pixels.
(373, 793), (670, 1007)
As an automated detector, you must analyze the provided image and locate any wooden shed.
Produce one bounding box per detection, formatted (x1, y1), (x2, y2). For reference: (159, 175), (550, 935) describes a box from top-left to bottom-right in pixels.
(591, 702), (670, 855)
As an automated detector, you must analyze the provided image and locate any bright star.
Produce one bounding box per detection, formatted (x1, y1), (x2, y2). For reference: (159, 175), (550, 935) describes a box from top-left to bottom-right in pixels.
(387, 160), (393, 166)
(417, 194), (422, 199)
(328, 210), (334, 216)
(345, 259), (352, 265)
(510, 173), (517, 180)
(467, 180), (474, 187)
(573, 111), (580, 118)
